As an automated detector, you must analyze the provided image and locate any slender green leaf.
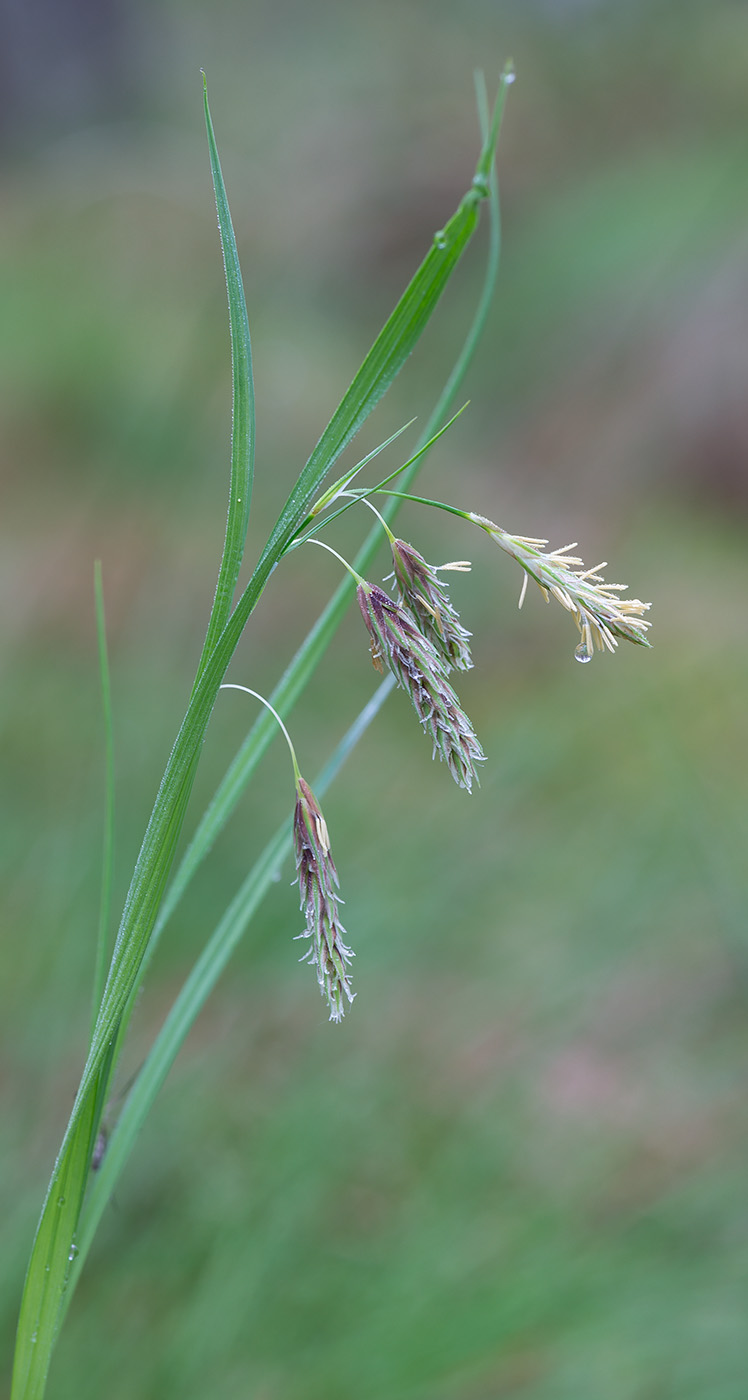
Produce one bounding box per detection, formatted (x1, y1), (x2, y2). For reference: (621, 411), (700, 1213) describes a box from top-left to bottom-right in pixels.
(197, 74), (255, 675)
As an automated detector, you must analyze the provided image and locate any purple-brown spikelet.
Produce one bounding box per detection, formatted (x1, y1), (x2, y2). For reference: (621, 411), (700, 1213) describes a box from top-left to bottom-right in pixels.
(357, 581), (485, 792)
(293, 776), (354, 1022)
(388, 539), (473, 673)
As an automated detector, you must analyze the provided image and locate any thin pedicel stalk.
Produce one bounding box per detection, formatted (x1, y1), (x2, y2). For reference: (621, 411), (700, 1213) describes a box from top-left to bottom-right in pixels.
(220, 684), (299, 768)
(220, 685), (353, 1021)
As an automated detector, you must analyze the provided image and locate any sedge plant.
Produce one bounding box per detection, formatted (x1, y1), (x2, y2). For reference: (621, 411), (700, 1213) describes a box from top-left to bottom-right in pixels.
(11, 66), (651, 1399)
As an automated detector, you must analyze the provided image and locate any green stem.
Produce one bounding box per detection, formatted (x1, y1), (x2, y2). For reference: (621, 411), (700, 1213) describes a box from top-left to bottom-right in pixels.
(369, 487), (476, 524)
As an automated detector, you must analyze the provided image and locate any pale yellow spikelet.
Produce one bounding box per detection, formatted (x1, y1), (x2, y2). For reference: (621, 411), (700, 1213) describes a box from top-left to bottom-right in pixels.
(470, 514), (651, 661)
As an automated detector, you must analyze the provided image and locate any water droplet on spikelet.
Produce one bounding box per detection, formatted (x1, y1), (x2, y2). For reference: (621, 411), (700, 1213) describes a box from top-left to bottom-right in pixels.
(574, 642), (592, 664)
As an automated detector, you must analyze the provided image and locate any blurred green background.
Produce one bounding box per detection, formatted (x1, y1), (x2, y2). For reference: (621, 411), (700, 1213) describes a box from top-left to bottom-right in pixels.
(3, 1), (748, 1396)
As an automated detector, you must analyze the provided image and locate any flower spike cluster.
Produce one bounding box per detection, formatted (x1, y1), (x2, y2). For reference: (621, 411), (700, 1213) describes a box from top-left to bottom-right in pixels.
(469, 515), (651, 661)
(293, 776), (355, 1023)
(357, 581), (485, 791)
(388, 538), (474, 673)
(227, 474), (654, 1024)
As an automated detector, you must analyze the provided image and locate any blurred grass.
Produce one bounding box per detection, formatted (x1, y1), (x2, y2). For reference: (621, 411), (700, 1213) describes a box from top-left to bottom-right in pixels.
(3, 1), (748, 1397)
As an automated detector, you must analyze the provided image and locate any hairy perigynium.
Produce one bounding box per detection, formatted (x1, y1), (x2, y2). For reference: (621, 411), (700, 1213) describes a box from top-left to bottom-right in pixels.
(294, 777), (355, 1022)
(356, 581), (485, 792)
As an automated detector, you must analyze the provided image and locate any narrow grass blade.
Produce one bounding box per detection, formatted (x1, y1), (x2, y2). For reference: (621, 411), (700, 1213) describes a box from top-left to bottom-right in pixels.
(197, 74), (255, 675)
(90, 562), (115, 1045)
(11, 77), (508, 1400)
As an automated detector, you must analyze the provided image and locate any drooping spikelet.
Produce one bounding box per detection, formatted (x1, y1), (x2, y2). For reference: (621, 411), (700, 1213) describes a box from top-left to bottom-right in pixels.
(293, 777), (354, 1022)
(388, 538), (473, 673)
(469, 515), (652, 661)
(356, 582), (485, 791)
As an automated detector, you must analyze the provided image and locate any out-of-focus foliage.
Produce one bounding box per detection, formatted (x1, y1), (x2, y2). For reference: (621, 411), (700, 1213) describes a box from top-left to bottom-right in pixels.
(2, 2), (748, 1396)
